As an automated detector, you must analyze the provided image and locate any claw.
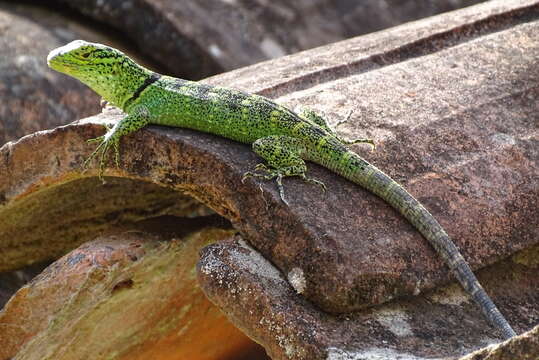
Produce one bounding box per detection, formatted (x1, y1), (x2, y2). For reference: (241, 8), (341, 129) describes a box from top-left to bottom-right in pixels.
(242, 164), (274, 182)
(87, 135), (105, 144)
(82, 139), (106, 171)
(335, 109), (354, 128)
(275, 174), (288, 206)
(113, 141), (120, 168)
(242, 165), (289, 204)
(300, 174), (326, 192)
(334, 110), (376, 150)
(343, 137), (376, 151)
(241, 171), (254, 183)
(254, 163), (268, 171)
(243, 167), (327, 204)
(98, 141), (111, 179)
(82, 134), (118, 178)
(368, 139), (376, 151)
(357, 138), (376, 151)
(360, 138), (376, 151)
(243, 163), (326, 205)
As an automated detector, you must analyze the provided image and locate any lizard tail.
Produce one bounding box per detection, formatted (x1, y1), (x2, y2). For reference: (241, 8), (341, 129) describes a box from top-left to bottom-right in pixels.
(315, 143), (516, 339)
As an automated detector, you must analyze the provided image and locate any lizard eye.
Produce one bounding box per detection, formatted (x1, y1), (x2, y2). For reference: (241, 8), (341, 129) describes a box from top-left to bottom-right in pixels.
(81, 52), (91, 58)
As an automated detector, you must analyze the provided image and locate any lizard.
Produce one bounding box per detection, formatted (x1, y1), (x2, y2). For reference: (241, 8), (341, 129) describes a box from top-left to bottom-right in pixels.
(47, 40), (516, 339)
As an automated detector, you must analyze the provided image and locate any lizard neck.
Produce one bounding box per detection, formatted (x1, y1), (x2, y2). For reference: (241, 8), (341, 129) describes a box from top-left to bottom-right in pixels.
(81, 56), (157, 110)
(122, 72), (161, 112)
(108, 59), (156, 110)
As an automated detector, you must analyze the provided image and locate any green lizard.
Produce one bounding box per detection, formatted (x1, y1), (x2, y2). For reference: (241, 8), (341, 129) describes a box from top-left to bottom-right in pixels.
(47, 40), (516, 339)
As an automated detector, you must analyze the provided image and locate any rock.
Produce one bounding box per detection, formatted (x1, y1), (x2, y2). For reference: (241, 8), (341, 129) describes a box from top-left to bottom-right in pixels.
(51, 0), (486, 79)
(0, 3), (102, 144)
(3, 0), (488, 146)
(458, 325), (539, 360)
(0, 261), (51, 309)
(1, 0), (537, 315)
(197, 237), (539, 359)
(0, 228), (269, 360)
(0, 166), (212, 272)
(0, 0), (538, 359)
(205, 0), (539, 314)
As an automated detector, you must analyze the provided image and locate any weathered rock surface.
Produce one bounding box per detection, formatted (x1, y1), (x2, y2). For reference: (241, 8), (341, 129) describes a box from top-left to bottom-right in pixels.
(206, 0), (539, 314)
(198, 239), (539, 359)
(0, 0), (538, 359)
(458, 324), (539, 360)
(0, 170), (211, 272)
(0, 228), (269, 360)
(0, 3), (103, 145)
(51, 0), (486, 79)
(0, 261), (51, 309)
(1, 0), (537, 315)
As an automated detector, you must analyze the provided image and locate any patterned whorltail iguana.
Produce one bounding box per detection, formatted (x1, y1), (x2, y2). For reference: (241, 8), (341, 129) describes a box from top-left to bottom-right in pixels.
(47, 40), (516, 339)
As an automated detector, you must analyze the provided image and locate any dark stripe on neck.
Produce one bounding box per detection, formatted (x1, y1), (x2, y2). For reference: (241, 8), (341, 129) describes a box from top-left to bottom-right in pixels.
(124, 72), (161, 109)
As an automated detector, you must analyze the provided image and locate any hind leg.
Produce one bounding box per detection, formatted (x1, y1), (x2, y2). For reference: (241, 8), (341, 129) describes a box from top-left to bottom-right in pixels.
(295, 106), (375, 149)
(242, 135), (325, 205)
(295, 106), (334, 134)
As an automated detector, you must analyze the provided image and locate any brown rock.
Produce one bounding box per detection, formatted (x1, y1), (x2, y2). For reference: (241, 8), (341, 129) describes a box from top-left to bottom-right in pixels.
(197, 237), (539, 359)
(207, 0), (539, 313)
(0, 169), (211, 272)
(0, 261), (51, 309)
(1, 0), (537, 317)
(0, 3), (101, 144)
(51, 0), (486, 79)
(458, 325), (539, 360)
(1, 0), (488, 146)
(205, 0), (539, 97)
(0, 228), (269, 360)
(1, 2), (538, 359)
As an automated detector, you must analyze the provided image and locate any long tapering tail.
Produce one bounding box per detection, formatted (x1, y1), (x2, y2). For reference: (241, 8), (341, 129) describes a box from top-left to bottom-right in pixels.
(318, 144), (516, 339)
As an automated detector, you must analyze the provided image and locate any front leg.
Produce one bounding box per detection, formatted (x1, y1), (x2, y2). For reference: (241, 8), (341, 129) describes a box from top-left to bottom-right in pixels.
(242, 135), (325, 205)
(84, 108), (150, 177)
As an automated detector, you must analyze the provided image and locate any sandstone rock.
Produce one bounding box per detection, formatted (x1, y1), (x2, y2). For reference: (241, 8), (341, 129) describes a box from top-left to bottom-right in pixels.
(0, 169), (211, 272)
(197, 237), (539, 359)
(0, 0), (488, 146)
(0, 261), (51, 309)
(206, 0), (539, 314)
(0, 0), (538, 359)
(0, 228), (269, 360)
(1, 0), (537, 316)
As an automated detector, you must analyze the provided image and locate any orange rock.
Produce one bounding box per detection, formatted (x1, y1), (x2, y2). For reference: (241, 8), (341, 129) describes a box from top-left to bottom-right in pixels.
(0, 229), (266, 360)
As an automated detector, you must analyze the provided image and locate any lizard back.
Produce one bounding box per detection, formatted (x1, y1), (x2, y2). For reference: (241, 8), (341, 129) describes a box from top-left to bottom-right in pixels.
(137, 76), (314, 144)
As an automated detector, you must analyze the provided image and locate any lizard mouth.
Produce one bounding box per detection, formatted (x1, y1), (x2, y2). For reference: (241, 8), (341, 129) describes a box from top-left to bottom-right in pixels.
(47, 55), (77, 73)
(46, 47), (65, 67)
(47, 46), (81, 72)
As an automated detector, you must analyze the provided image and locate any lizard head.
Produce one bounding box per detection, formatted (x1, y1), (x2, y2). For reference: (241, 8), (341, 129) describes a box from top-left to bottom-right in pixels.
(47, 40), (150, 108)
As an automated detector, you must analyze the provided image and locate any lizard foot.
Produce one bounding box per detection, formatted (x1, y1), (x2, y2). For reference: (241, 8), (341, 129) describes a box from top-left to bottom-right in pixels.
(342, 137), (376, 151)
(335, 110), (376, 150)
(242, 165), (290, 205)
(83, 135), (120, 179)
(299, 174), (327, 192)
(242, 163), (326, 205)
